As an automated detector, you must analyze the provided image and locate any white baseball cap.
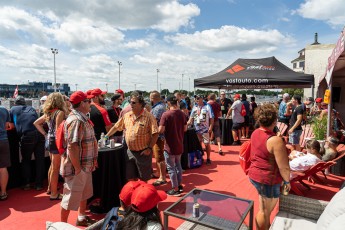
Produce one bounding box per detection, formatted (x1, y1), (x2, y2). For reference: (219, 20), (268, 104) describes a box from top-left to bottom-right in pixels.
(40, 95), (47, 101)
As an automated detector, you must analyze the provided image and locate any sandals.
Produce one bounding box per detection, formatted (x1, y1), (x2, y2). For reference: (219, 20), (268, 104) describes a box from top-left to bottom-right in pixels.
(218, 150), (224, 156)
(152, 180), (167, 186)
(0, 193), (8, 201)
(50, 193), (63, 200)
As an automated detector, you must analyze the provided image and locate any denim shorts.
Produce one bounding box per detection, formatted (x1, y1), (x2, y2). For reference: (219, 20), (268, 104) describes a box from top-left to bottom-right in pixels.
(289, 129), (303, 145)
(250, 178), (281, 198)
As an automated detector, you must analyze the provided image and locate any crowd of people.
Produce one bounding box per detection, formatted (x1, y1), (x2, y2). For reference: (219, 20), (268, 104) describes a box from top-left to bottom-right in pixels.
(0, 88), (344, 229)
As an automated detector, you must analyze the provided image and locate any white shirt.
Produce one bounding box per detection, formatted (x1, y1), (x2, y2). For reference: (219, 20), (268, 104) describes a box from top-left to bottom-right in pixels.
(289, 153), (322, 172)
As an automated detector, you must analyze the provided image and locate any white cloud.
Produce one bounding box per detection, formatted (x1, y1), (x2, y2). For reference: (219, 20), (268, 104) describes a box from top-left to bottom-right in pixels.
(279, 17), (290, 22)
(166, 25), (295, 53)
(0, 6), (50, 42)
(297, 0), (345, 26)
(124, 40), (150, 49)
(151, 1), (200, 32)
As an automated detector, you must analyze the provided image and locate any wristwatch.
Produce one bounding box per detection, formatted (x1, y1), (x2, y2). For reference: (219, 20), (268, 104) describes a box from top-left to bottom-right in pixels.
(283, 181), (290, 185)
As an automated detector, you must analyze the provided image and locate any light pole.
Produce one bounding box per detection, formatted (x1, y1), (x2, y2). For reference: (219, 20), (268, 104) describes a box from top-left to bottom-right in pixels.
(75, 83), (78, 91)
(181, 74), (184, 91)
(51, 48), (58, 92)
(160, 83), (162, 92)
(134, 84), (137, 90)
(189, 76), (190, 96)
(106, 83), (108, 92)
(156, 69), (160, 90)
(118, 61), (122, 89)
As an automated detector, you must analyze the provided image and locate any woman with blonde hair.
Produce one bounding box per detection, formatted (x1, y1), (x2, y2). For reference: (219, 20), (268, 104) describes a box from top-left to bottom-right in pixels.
(34, 92), (67, 200)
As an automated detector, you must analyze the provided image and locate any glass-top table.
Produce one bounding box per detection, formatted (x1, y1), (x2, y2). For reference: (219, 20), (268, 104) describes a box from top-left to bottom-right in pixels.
(163, 188), (254, 230)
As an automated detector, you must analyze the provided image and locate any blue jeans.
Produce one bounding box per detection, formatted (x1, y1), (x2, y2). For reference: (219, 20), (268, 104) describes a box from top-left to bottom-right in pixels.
(164, 152), (182, 189)
(20, 130), (45, 186)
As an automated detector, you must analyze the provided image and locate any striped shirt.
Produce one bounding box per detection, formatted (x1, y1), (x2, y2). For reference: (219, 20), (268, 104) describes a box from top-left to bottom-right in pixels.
(113, 109), (158, 151)
(60, 109), (98, 177)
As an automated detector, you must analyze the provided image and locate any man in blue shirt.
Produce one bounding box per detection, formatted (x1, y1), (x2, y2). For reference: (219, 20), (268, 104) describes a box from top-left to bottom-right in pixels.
(0, 106), (11, 200)
(10, 96), (45, 191)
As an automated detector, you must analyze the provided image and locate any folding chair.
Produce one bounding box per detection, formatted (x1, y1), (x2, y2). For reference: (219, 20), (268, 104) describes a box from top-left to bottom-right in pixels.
(290, 162), (327, 196)
(276, 121), (288, 137)
(299, 124), (314, 149)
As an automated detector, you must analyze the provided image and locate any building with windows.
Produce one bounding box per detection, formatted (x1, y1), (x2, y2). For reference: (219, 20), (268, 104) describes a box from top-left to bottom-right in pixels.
(0, 81), (71, 98)
(291, 33), (335, 98)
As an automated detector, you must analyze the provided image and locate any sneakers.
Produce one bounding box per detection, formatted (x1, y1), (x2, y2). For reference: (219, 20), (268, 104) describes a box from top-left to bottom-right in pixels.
(232, 140), (241, 146)
(206, 159), (211, 165)
(178, 185), (184, 193)
(76, 216), (96, 227)
(166, 189), (181, 197)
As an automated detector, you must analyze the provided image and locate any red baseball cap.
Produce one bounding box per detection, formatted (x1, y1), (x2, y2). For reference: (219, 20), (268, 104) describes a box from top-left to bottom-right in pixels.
(86, 89), (94, 99)
(70, 91), (87, 105)
(234, 94), (241, 99)
(131, 184), (167, 213)
(119, 181), (146, 207)
(315, 98), (323, 103)
(115, 89), (124, 97)
(91, 88), (107, 97)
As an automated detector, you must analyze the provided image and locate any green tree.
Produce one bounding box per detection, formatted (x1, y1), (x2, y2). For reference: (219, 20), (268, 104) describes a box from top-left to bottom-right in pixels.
(282, 88), (304, 97)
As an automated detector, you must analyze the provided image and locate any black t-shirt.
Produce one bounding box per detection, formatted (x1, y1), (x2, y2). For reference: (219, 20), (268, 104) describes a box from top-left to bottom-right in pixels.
(216, 98), (233, 116)
(289, 105), (304, 130)
(90, 105), (107, 140)
(106, 106), (123, 136)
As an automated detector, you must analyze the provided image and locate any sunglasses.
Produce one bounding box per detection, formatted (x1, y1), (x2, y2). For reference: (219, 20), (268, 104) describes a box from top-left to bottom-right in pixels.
(130, 101), (137, 104)
(83, 99), (91, 103)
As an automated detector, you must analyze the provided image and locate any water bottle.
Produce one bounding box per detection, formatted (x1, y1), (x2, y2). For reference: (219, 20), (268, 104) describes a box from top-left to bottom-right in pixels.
(100, 133), (105, 148)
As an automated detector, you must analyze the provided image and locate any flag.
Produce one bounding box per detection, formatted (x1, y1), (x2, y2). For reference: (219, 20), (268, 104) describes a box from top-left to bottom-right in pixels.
(13, 85), (18, 98)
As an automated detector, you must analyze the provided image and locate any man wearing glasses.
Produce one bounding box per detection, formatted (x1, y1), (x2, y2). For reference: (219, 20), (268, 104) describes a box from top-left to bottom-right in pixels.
(106, 95), (159, 182)
(217, 91), (233, 117)
(106, 93), (123, 143)
(60, 91), (98, 227)
(89, 88), (112, 140)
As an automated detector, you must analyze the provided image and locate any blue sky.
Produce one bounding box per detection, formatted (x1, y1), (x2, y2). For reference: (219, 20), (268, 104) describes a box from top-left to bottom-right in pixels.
(0, 0), (344, 93)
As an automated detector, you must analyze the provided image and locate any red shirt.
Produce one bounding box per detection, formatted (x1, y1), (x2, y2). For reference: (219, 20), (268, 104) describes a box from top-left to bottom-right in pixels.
(207, 100), (221, 122)
(248, 128), (282, 185)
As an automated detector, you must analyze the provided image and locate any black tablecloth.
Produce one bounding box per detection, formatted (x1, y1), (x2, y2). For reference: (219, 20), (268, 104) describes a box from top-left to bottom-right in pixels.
(7, 129), (50, 189)
(92, 146), (126, 212)
(181, 128), (203, 169)
(218, 118), (234, 145)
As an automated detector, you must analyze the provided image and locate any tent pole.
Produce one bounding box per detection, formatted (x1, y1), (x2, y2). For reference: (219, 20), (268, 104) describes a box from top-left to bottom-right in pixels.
(311, 84), (314, 98)
(327, 80), (332, 138)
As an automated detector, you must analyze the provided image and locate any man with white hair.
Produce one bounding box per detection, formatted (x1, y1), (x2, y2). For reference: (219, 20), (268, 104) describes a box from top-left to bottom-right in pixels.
(278, 93), (291, 126)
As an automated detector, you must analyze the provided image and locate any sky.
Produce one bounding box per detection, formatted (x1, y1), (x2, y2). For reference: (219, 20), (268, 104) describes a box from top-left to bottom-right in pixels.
(0, 0), (344, 93)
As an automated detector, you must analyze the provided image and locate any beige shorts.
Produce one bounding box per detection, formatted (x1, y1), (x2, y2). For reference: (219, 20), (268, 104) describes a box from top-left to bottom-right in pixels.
(61, 170), (93, 211)
(197, 133), (210, 144)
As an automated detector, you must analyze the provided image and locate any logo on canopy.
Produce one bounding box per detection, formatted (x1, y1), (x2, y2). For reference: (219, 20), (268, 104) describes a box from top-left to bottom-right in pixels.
(226, 64), (245, 74)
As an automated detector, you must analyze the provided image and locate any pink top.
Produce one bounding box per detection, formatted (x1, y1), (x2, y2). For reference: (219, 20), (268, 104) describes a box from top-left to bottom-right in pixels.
(248, 128), (282, 185)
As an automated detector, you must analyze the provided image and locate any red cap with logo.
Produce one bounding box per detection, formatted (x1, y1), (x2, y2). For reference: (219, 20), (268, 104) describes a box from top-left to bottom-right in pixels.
(315, 98), (323, 103)
(119, 181), (146, 207)
(115, 89), (125, 97)
(234, 94), (241, 99)
(131, 184), (167, 213)
(70, 91), (87, 105)
(91, 88), (107, 97)
(86, 90), (94, 99)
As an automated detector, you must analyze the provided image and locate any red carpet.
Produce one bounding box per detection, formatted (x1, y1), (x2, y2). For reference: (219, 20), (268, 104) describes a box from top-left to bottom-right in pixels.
(1, 143), (344, 230)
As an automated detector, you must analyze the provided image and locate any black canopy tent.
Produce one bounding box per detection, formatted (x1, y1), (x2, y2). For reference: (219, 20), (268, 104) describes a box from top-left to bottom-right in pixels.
(194, 56), (314, 89)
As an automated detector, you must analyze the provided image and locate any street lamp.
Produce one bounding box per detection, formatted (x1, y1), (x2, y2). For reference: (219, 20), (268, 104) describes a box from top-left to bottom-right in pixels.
(181, 74), (184, 90)
(51, 48), (58, 92)
(118, 61), (122, 89)
(106, 83), (108, 92)
(189, 76), (190, 96)
(75, 83), (78, 91)
(156, 69), (160, 90)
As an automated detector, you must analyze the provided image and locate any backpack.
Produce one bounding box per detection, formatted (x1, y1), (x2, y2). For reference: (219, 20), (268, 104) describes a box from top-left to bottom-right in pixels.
(101, 207), (122, 230)
(241, 104), (246, 116)
(55, 120), (66, 154)
(239, 140), (251, 174)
